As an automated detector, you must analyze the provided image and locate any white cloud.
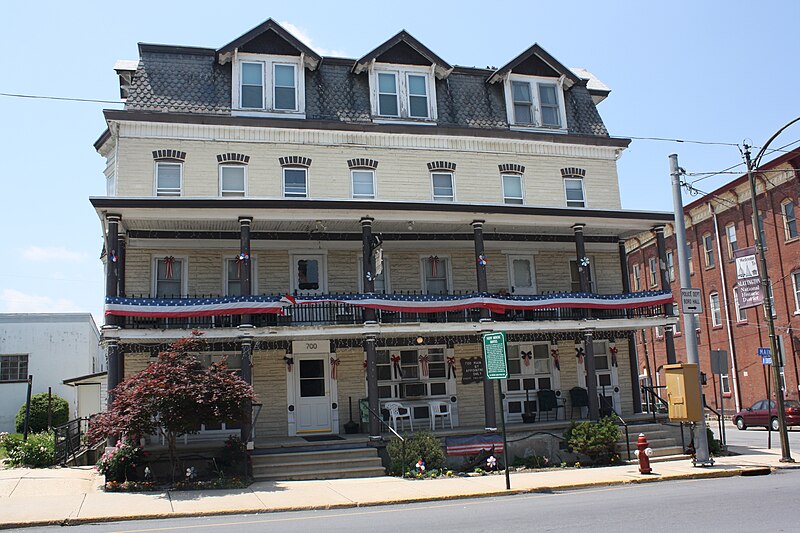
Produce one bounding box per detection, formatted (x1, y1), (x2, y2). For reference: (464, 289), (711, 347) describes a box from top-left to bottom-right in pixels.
(22, 246), (86, 262)
(0, 289), (84, 314)
(280, 21), (348, 57)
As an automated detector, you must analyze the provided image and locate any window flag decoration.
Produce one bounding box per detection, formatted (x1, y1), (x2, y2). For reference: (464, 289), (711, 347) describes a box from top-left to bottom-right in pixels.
(609, 345), (618, 367)
(330, 357), (341, 380)
(520, 350), (532, 366)
(429, 255), (440, 277)
(163, 256), (175, 279)
(391, 354), (402, 378)
(550, 347), (560, 370)
(419, 353), (430, 377)
(447, 355), (456, 379)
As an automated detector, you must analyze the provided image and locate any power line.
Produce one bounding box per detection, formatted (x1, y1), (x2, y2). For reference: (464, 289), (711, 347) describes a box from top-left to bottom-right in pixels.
(0, 92), (122, 105)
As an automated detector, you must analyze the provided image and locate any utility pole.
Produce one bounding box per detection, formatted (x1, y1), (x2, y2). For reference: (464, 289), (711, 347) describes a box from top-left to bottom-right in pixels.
(743, 144), (793, 462)
(670, 154), (712, 466)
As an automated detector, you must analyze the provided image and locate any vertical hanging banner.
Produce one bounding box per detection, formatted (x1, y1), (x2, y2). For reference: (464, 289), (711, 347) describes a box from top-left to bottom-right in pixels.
(734, 247), (763, 309)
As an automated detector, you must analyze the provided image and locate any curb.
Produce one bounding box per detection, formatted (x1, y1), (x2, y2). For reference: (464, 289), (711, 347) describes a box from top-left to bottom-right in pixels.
(0, 465), (768, 530)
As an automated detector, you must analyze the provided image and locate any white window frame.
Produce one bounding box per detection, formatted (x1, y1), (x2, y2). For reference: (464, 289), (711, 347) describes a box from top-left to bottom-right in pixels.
(151, 255), (189, 298)
(721, 373), (731, 395)
(792, 271), (800, 314)
(370, 64), (437, 122)
(709, 292), (721, 327)
(219, 164), (247, 197)
(501, 173), (524, 205)
(358, 255), (391, 293)
(351, 169), (376, 199)
(666, 250), (675, 282)
(232, 53), (305, 118)
(733, 287), (748, 322)
(782, 199), (798, 240)
(154, 161), (183, 196)
(564, 177), (586, 208)
(289, 252), (328, 294)
(431, 172), (455, 202)
(726, 223), (738, 259)
(703, 233), (715, 268)
(283, 167), (308, 198)
(765, 281), (777, 318)
(223, 256), (258, 296)
(505, 74), (568, 132)
(420, 254), (453, 294)
(673, 306), (681, 335)
(649, 256), (659, 288)
(632, 264), (641, 291)
(569, 257), (596, 292)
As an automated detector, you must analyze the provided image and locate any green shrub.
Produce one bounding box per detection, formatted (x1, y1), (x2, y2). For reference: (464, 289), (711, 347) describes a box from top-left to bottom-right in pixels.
(510, 454), (551, 469)
(387, 431), (445, 475)
(707, 427), (722, 456)
(97, 440), (143, 482)
(0, 432), (55, 467)
(15, 393), (69, 433)
(564, 416), (620, 465)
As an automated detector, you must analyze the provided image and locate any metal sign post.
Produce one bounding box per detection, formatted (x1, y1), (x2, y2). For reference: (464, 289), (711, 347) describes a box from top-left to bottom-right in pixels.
(760, 348), (773, 449)
(483, 332), (510, 490)
(710, 350), (728, 447)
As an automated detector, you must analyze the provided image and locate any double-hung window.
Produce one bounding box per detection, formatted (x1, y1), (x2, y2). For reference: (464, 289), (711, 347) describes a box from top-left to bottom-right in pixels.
(225, 257), (257, 296)
(564, 178), (585, 207)
(502, 174), (524, 204)
(236, 55), (302, 114)
(155, 257), (184, 298)
(632, 264), (641, 291)
(766, 282), (777, 318)
(792, 272), (800, 313)
(703, 233), (715, 268)
(0, 354), (28, 382)
(649, 257), (659, 287)
(352, 170), (375, 199)
(155, 161), (182, 196)
(507, 76), (566, 129)
(783, 200), (798, 240)
(373, 67), (434, 120)
(726, 223), (738, 258)
(570, 259), (595, 292)
(423, 256), (450, 294)
(283, 167), (308, 198)
(733, 287), (747, 322)
(709, 292), (721, 327)
(686, 241), (694, 274)
(220, 165), (246, 197)
(431, 172), (454, 202)
(666, 250), (675, 282)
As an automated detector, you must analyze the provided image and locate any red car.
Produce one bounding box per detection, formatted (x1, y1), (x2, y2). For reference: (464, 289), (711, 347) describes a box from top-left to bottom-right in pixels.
(734, 399), (800, 431)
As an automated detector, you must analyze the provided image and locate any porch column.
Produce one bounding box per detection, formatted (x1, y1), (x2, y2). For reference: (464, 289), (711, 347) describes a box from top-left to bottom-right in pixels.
(572, 224), (589, 292)
(240, 338), (253, 448)
(105, 214), (121, 327)
(473, 220), (497, 430)
(584, 330), (600, 420)
(117, 231), (126, 297)
(361, 217), (377, 321)
(653, 225), (676, 365)
(619, 240), (642, 413)
(365, 334), (381, 440)
(106, 339), (120, 408)
(239, 217), (253, 327)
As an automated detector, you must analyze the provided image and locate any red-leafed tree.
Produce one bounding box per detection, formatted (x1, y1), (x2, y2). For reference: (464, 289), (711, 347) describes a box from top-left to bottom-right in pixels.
(87, 332), (256, 479)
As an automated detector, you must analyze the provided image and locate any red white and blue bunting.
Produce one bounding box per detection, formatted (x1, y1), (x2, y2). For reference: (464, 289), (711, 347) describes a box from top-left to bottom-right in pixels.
(104, 290), (672, 318)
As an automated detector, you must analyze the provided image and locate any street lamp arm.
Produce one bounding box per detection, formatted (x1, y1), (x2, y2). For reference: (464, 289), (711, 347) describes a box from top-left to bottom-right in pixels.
(753, 115), (800, 168)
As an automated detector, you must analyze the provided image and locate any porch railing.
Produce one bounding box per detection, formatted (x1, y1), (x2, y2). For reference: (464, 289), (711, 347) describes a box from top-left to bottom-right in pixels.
(114, 291), (669, 330)
(54, 418), (88, 465)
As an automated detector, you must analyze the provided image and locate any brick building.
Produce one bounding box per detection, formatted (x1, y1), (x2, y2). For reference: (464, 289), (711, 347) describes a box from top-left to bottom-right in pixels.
(626, 147), (800, 415)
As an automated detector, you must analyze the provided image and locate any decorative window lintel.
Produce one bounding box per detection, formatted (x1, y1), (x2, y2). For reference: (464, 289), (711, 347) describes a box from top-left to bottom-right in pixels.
(279, 156), (312, 168)
(427, 160), (456, 172)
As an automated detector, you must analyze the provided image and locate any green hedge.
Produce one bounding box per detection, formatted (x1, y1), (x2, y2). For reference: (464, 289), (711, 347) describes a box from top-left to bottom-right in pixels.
(16, 392), (69, 433)
(564, 416), (621, 465)
(0, 432), (55, 467)
(387, 431), (445, 475)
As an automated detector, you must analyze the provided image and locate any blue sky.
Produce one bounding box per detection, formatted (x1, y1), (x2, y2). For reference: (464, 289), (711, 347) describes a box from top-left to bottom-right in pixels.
(1, 1), (798, 324)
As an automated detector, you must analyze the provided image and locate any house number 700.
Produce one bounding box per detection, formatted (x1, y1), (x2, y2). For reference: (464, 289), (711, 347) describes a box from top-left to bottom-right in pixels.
(306, 343), (318, 350)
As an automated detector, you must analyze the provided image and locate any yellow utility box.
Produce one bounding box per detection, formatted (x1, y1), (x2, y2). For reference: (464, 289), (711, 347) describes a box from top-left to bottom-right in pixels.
(664, 363), (702, 422)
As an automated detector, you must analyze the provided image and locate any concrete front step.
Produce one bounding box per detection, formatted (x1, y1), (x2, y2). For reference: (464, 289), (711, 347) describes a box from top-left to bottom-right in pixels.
(252, 446), (385, 481)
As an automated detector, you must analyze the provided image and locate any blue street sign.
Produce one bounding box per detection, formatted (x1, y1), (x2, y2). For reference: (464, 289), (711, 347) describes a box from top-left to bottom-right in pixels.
(758, 347), (771, 357)
(762, 356), (773, 365)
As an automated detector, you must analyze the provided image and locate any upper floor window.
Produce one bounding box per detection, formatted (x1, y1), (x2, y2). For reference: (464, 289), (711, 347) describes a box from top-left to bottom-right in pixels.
(0, 354), (28, 382)
(502, 174), (524, 204)
(649, 257), (659, 288)
(570, 258), (595, 292)
(564, 178), (585, 208)
(155, 161), (182, 196)
(783, 200), (798, 240)
(506, 75), (566, 130)
(766, 281), (777, 318)
(371, 66), (436, 121)
(632, 264), (641, 291)
(431, 172), (454, 202)
(219, 165), (246, 197)
(686, 241), (694, 274)
(726, 223), (738, 259)
(352, 170), (376, 199)
(235, 55), (304, 115)
(423, 255), (450, 294)
(733, 286), (747, 322)
(283, 167), (308, 198)
(154, 256), (185, 298)
(225, 257), (257, 296)
(703, 233), (715, 268)
(792, 271), (800, 313)
(666, 250), (675, 282)
(358, 256), (390, 293)
(709, 292), (721, 327)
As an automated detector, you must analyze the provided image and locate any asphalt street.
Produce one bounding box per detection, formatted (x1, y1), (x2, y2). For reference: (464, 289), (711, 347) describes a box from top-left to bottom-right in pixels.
(22, 467), (798, 533)
(719, 420), (800, 450)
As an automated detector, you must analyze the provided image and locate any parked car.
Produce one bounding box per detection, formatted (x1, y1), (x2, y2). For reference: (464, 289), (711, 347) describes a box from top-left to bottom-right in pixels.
(733, 399), (800, 431)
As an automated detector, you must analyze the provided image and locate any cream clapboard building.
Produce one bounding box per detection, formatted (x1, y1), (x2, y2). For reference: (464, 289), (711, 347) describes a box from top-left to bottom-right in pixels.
(93, 19), (674, 445)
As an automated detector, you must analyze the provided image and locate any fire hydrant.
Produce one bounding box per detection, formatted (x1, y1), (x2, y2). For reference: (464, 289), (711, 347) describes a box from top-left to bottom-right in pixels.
(634, 433), (653, 474)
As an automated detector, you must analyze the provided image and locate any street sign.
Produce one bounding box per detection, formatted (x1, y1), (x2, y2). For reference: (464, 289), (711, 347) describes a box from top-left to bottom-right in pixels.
(680, 288), (702, 314)
(735, 247), (764, 309)
(710, 349), (728, 375)
(759, 347), (773, 366)
(482, 332), (508, 380)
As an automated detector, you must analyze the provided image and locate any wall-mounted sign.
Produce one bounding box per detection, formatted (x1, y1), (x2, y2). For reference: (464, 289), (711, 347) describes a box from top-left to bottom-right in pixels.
(460, 357), (485, 384)
(735, 247), (763, 309)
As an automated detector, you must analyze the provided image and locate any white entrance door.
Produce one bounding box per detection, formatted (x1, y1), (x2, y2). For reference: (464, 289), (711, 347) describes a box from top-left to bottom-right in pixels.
(507, 254), (536, 295)
(576, 341), (621, 413)
(294, 356), (332, 433)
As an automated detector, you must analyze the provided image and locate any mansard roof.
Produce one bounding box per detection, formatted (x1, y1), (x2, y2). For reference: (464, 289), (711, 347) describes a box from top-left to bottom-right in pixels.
(217, 18), (321, 70)
(487, 43), (581, 85)
(353, 30), (453, 79)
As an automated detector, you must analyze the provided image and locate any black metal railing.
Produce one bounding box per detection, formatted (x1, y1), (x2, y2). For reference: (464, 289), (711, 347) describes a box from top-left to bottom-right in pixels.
(641, 385), (669, 421)
(117, 291), (666, 330)
(54, 418), (87, 465)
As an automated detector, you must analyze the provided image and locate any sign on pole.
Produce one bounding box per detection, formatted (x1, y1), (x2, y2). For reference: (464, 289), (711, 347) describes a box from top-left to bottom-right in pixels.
(483, 332), (508, 379)
(759, 347), (773, 366)
(710, 349), (728, 375)
(735, 247), (764, 309)
(680, 288), (702, 314)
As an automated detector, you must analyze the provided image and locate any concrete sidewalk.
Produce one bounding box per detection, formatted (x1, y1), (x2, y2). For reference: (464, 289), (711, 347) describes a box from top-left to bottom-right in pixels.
(0, 449), (794, 529)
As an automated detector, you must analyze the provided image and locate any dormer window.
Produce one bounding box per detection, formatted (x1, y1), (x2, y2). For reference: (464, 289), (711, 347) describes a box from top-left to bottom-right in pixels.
(371, 66), (436, 122)
(506, 75), (566, 130)
(233, 54), (304, 117)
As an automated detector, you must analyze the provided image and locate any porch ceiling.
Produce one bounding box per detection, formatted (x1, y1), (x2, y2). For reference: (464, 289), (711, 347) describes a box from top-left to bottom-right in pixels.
(92, 197), (674, 239)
